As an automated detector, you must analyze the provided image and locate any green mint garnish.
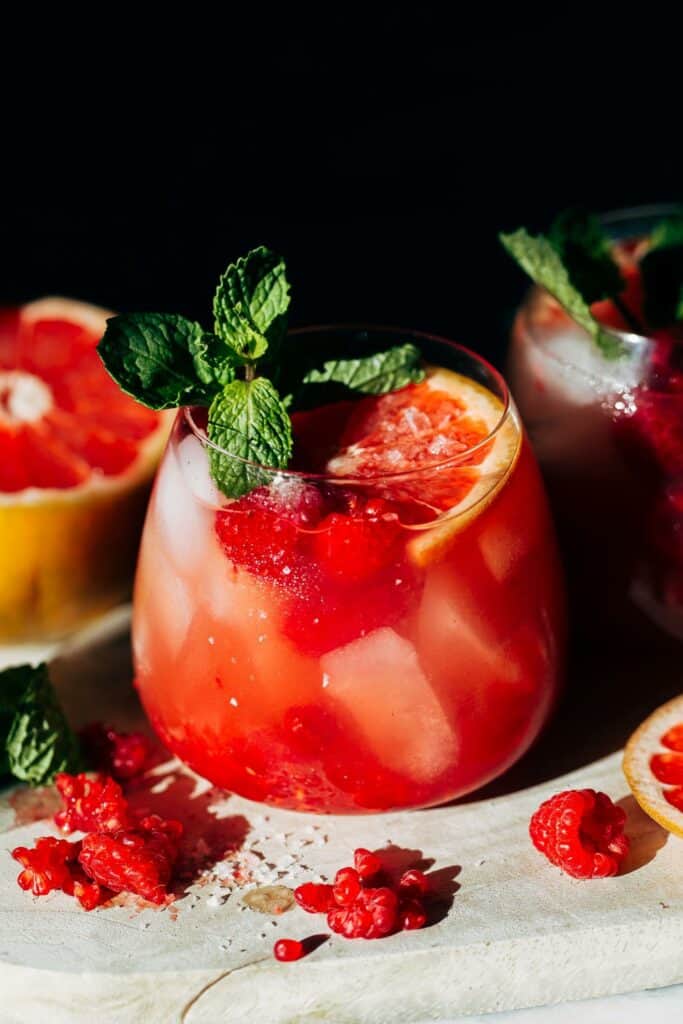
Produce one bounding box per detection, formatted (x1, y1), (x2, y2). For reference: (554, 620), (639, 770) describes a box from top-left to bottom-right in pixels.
(0, 664), (81, 786)
(99, 312), (235, 409)
(500, 228), (625, 359)
(641, 213), (683, 327)
(97, 245), (426, 499)
(300, 343), (425, 395)
(548, 208), (625, 304)
(207, 378), (293, 497)
(213, 246), (290, 361)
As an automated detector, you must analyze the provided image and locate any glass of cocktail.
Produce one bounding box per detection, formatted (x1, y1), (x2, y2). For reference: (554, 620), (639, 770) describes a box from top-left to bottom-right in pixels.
(507, 205), (683, 637)
(133, 327), (565, 813)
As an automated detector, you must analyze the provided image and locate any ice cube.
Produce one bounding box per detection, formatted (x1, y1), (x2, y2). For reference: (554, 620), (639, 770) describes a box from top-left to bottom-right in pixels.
(134, 528), (194, 665)
(321, 628), (458, 783)
(177, 433), (223, 507)
(154, 442), (214, 573)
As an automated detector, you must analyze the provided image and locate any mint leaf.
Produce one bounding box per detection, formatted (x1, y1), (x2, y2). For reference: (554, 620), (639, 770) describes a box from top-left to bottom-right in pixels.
(207, 378), (293, 497)
(642, 214), (683, 327)
(549, 208), (623, 303)
(2, 664), (81, 785)
(0, 665), (35, 777)
(500, 228), (624, 359)
(213, 247), (290, 361)
(98, 313), (234, 410)
(301, 343), (425, 395)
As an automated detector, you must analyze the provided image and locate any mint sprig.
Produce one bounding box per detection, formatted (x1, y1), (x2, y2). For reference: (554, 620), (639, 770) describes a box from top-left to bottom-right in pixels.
(549, 209), (624, 304)
(207, 379), (293, 497)
(0, 664), (81, 786)
(500, 228), (625, 359)
(97, 245), (426, 499)
(213, 246), (290, 362)
(99, 313), (235, 409)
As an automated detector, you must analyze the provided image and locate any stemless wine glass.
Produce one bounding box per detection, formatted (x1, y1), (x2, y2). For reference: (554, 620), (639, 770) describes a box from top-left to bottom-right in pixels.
(508, 205), (683, 638)
(133, 327), (565, 813)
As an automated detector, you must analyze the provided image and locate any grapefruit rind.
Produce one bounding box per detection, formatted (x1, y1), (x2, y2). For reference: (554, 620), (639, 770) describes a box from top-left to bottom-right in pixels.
(406, 368), (521, 568)
(623, 694), (683, 839)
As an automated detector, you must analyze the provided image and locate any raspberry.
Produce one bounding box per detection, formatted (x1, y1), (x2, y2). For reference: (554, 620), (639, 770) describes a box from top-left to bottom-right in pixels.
(273, 938), (305, 962)
(54, 772), (132, 834)
(293, 881), (334, 913)
(12, 836), (80, 896)
(327, 886), (398, 939)
(398, 897), (427, 930)
(79, 722), (152, 780)
(332, 866), (362, 906)
(78, 814), (183, 905)
(353, 847), (382, 880)
(311, 501), (403, 582)
(214, 484), (321, 587)
(398, 868), (430, 898)
(529, 789), (629, 879)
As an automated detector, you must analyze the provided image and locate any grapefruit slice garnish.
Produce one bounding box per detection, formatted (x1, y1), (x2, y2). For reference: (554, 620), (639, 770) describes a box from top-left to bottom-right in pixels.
(0, 297), (170, 640)
(623, 695), (683, 837)
(294, 366), (519, 567)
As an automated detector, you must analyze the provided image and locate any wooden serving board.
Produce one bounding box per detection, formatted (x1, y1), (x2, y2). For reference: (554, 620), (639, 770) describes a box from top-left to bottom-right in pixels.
(1, 615), (682, 1023)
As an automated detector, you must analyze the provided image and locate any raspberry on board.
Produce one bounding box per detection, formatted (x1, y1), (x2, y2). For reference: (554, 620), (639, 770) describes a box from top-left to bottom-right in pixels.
(79, 723), (152, 780)
(529, 788), (630, 879)
(12, 836), (80, 897)
(332, 866), (362, 906)
(273, 938), (305, 962)
(293, 882), (334, 914)
(54, 772), (133, 834)
(398, 868), (430, 898)
(353, 847), (382, 880)
(398, 897), (427, 930)
(78, 814), (183, 905)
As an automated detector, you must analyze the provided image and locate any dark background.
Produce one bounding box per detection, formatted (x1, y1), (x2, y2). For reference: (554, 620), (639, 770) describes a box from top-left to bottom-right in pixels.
(2, 19), (681, 368)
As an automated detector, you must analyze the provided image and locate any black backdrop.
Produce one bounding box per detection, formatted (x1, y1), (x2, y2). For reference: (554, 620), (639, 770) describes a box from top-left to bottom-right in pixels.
(2, 20), (681, 368)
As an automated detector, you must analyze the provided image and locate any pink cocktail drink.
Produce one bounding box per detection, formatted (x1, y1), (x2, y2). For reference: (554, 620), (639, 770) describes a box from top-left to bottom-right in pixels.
(134, 330), (564, 813)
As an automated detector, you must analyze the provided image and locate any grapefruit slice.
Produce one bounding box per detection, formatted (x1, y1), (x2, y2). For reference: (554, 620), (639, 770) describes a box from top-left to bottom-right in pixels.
(623, 695), (683, 837)
(307, 367), (520, 568)
(0, 297), (169, 640)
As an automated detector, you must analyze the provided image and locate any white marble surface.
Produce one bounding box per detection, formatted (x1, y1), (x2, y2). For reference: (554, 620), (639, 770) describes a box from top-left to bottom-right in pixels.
(449, 984), (683, 1022)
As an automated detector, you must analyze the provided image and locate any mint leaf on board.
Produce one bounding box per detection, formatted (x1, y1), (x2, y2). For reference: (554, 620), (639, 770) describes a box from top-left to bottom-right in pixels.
(549, 209), (624, 303)
(1, 664), (81, 785)
(98, 313), (235, 410)
(0, 665), (35, 777)
(213, 246), (290, 361)
(500, 228), (625, 359)
(300, 343), (425, 395)
(641, 214), (683, 327)
(207, 378), (293, 497)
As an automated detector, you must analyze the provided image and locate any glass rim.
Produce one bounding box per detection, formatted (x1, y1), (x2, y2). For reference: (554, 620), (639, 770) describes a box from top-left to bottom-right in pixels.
(184, 324), (513, 485)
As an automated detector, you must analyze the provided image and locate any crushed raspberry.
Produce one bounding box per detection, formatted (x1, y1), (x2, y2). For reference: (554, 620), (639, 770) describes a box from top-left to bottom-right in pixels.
(398, 897), (428, 930)
(529, 789), (630, 879)
(78, 814), (183, 905)
(353, 847), (382, 880)
(328, 885), (398, 939)
(294, 882), (334, 914)
(54, 773), (133, 834)
(398, 868), (430, 897)
(79, 722), (152, 780)
(214, 484), (321, 587)
(295, 850), (429, 942)
(273, 938), (305, 962)
(12, 836), (80, 897)
(332, 866), (362, 906)
(311, 501), (403, 582)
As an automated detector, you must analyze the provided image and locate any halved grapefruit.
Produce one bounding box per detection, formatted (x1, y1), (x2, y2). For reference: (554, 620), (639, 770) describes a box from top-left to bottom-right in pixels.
(623, 695), (683, 838)
(298, 366), (520, 568)
(0, 298), (169, 640)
